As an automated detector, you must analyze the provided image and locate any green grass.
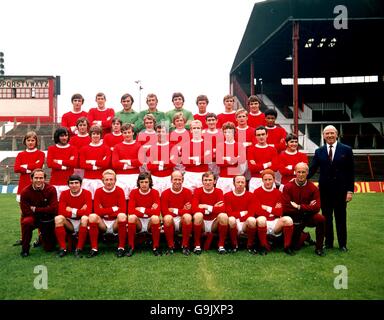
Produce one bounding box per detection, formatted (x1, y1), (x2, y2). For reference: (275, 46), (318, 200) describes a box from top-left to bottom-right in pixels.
(1, 193), (383, 300)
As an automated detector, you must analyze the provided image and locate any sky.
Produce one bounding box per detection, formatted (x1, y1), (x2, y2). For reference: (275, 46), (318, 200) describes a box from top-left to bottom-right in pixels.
(2, 0), (263, 119)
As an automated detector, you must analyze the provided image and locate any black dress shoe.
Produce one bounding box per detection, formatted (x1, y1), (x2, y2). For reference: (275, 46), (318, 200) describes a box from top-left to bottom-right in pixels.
(58, 249), (67, 258)
(20, 251), (29, 258)
(339, 246), (348, 252)
(182, 247), (190, 256)
(165, 247), (174, 255)
(13, 239), (22, 246)
(74, 249), (83, 258)
(87, 249), (98, 258)
(284, 247), (296, 255)
(116, 248), (125, 258)
(126, 247), (134, 257)
(218, 247), (227, 255)
(247, 248), (258, 255)
(315, 249), (326, 256)
(193, 246), (202, 255)
(153, 248), (162, 256)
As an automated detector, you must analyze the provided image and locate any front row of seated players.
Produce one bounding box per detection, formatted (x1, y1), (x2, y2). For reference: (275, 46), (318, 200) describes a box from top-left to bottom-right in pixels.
(19, 164), (325, 257)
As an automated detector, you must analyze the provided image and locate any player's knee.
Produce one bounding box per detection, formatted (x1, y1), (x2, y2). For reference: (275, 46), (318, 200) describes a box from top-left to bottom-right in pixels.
(117, 213), (127, 222)
(193, 212), (203, 224)
(283, 216), (293, 226)
(163, 215), (173, 226)
(151, 215), (160, 224)
(182, 214), (192, 224)
(128, 214), (137, 224)
(228, 216), (236, 228)
(88, 213), (99, 223)
(247, 217), (257, 228)
(217, 213), (228, 224)
(256, 216), (266, 227)
(54, 215), (65, 225)
(80, 215), (89, 226)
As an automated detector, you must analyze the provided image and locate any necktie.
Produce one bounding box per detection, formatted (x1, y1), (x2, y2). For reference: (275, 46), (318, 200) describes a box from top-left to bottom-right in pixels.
(328, 144), (333, 161)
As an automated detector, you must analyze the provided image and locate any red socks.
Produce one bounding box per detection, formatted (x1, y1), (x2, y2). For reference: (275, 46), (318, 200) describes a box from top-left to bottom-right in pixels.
(89, 222), (99, 250)
(151, 223), (161, 249)
(118, 221), (127, 249)
(194, 224), (202, 247)
(76, 225), (87, 250)
(257, 225), (270, 251)
(204, 232), (214, 250)
(163, 223), (175, 248)
(128, 222), (136, 250)
(283, 225), (293, 249)
(55, 226), (66, 250)
(181, 222), (192, 248)
(218, 223), (228, 248)
(247, 227), (257, 249)
(229, 226), (238, 248)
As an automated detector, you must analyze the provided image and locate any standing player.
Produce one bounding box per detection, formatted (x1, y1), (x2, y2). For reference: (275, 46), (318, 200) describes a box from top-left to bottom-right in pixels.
(127, 172), (162, 256)
(217, 94), (237, 129)
(112, 123), (142, 200)
(47, 127), (78, 200)
(202, 113), (223, 173)
(54, 175), (92, 257)
(278, 133), (308, 188)
(61, 93), (88, 136)
(264, 108), (287, 154)
(254, 169), (295, 255)
(79, 125), (111, 198)
(137, 113), (157, 149)
(103, 117), (124, 151)
(247, 95), (265, 129)
(193, 95), (209, 129)
(87, 92), (115, 136)
(135, 93), (166, 133)
(160, 171), (193, 255)
(115, 93), (138, 126)
(87, 170), (127, 258)
(69, 117), (91, 178)
(225, 175), (258, 254)
(165, 92), (194, 130)
(247, 126), (279, 192)
(192, 171), (229, 254)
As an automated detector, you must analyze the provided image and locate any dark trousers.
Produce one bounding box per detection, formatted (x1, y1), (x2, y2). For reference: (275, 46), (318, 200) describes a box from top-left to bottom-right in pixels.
(21, 216), (56, 253)
(320, 192), (347, 248)
(292, 213), (325, 251)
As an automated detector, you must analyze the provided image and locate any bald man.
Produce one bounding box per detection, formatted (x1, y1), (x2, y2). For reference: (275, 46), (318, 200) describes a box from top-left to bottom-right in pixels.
(308, 125), (354, 252)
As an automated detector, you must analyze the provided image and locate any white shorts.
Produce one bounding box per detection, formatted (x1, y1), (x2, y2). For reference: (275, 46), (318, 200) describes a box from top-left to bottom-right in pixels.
(183, 171), (203, 193)
(102, 219), (117, 235)
(82, 178), (103, 199)
(138, 217), (150, 233)
(152, 175), (172, 195)
(116, 174), (139, 199)
(216, 177), (235, 194)
(203, 219), (216, 233)
(266, 219), (282, 237)
(54, 185), (70, 201)
(173, 216), (182, 233)
(236, 219), (245, 236)
(68, 218), (81, 233)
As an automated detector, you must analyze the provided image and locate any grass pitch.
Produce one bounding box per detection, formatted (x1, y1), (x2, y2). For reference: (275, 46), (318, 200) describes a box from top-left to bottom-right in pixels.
(0, 193), (383, 300)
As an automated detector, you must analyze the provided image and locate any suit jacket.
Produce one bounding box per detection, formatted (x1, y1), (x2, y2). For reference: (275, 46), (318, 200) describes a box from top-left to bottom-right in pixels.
(308, 142), (354, 195)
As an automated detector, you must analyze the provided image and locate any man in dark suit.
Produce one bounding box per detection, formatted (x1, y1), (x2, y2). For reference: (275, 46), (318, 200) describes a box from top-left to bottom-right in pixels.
(308, 125), (354, 252)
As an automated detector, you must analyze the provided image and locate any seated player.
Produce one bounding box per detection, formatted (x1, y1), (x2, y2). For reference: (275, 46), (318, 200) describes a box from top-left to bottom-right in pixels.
(192, 171), (229, 254)
(225, 175), (258, 254)
(127, 172), (162, 256)
(254, 169), (294, 255)
(281, 162), (326, 256)
(87, 169), (127, 258)
(160, 171), (193, 255)
(54, 175), (92, 257)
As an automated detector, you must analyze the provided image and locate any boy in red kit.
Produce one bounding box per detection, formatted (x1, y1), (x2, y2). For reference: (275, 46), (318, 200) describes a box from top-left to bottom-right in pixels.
(87, 92), (115, 136)
(112, 123), (142, 200)
(247, 95), (265, 129)
(54, 175), (92, 257)
(278, 133), (308, 189)
(225, 175), (258, 254)
(19, 169), (58, 257)
(264, 108), (287, 154)
(103, 117), (124, 151)
(87, 170), (127, 258)
(47, 127), (78, 200)
(247, 126), (279, 192)
(79, 125), (111, 198)
(202, 113), (223, 173)
(254, 169), (295, 255)
(146, 124), (176, 195)
(192, 171), (229, 254)
(70, 117), (91, 178)
(14, 132), (45, 246)
(170, 112), (190, 167)
(281, 162), (326, 256)
(217, 94), (236, 128)
(216, 122), (243, 194)
(137, 113), (157, 150)
(193, 95), (209, 129)
(127, 172), (162, 257)
(161, 171), (193, 255)
(61, 93), (88, 136)
(183, 120), (209, 192)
